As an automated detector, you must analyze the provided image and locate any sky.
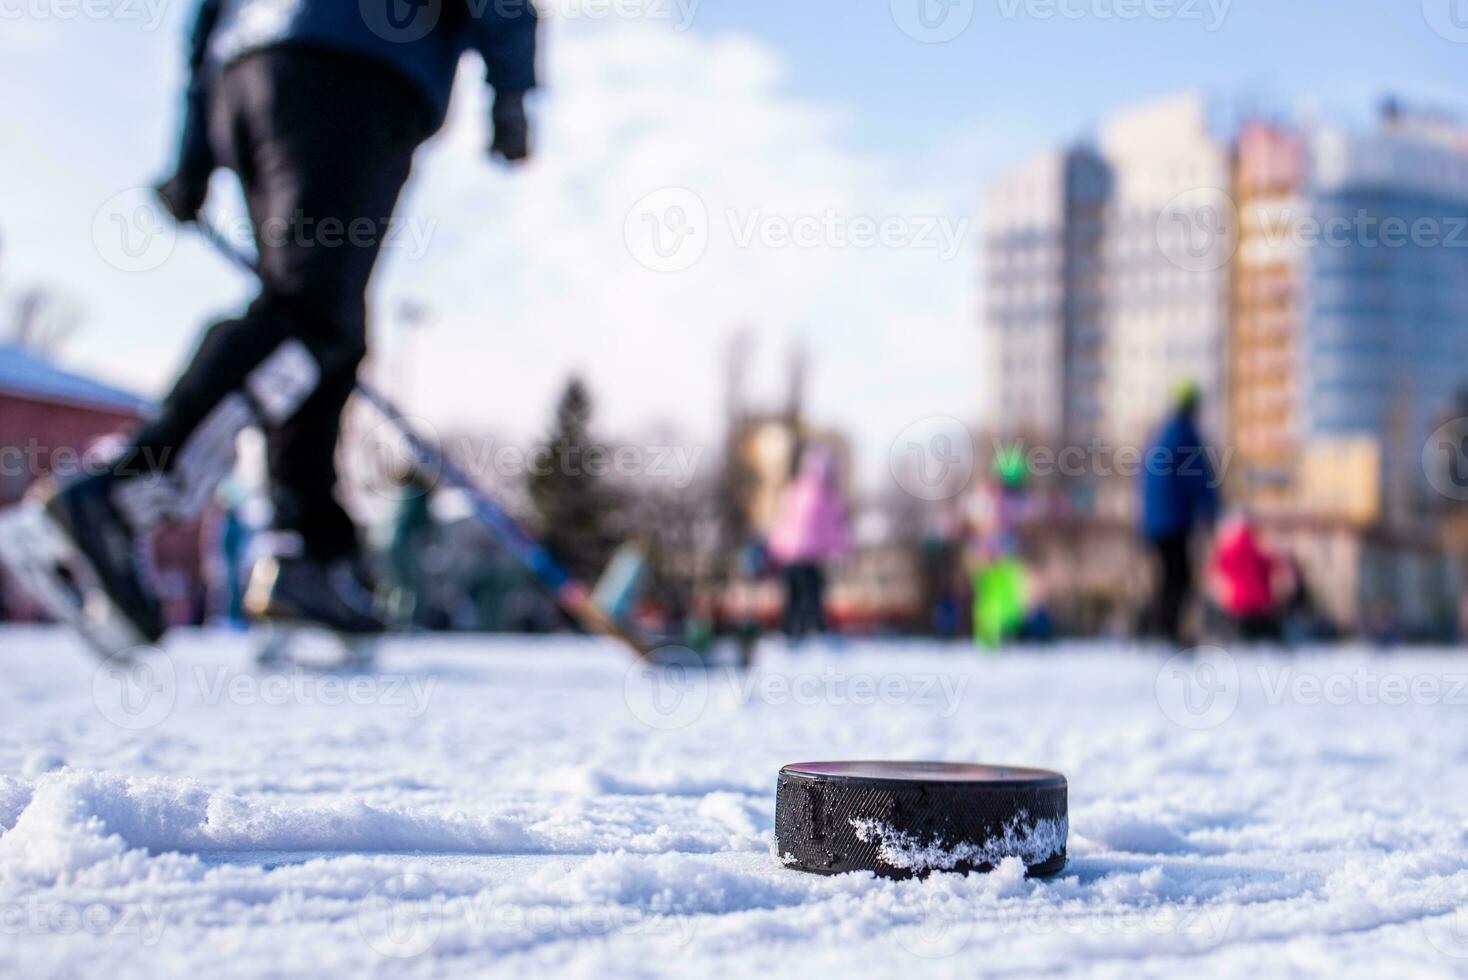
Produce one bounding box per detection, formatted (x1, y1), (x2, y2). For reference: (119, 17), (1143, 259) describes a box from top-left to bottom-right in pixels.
(2, 1), (1467, 488)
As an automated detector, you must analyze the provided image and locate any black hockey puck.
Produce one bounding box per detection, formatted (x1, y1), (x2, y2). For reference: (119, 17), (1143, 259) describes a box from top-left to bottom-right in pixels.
(774, 762), (1068, 878)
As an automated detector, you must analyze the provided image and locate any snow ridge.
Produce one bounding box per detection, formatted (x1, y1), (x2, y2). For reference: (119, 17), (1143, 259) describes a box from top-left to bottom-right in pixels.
(849, 811), (1068, 873)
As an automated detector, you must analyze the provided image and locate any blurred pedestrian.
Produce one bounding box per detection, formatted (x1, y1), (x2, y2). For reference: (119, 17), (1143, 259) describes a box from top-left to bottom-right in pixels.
(1140, 382), (1219, 646)
(768, 445), (850, 641)
(969, 448), (1034, 649)
(384, 470), (436, 629)
(1206, 513), (1282, 642)
(206, 478), (254, 629)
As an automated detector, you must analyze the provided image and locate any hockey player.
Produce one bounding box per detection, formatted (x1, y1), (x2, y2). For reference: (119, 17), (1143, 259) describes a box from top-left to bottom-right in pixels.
(15, 0), (537, 651)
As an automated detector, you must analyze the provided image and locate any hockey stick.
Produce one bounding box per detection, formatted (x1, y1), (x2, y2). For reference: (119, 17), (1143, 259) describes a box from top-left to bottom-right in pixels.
(189, 215), (654, 658)
(352, 383), (653, 657)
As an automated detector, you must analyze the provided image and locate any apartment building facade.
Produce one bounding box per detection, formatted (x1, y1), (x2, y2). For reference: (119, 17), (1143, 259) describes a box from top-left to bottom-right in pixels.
(985, 94), (1230, 448)
(982, 96), (1468, 635)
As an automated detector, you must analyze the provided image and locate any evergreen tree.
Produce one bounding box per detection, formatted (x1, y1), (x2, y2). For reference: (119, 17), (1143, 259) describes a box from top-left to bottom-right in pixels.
(529, 377), (619, 584)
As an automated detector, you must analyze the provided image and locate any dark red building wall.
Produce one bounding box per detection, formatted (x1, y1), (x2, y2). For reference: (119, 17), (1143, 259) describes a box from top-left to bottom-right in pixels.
(0, 391), (205, 626)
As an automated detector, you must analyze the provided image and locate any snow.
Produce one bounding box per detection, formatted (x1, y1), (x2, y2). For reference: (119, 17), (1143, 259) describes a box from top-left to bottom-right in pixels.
(2, 626), (1468, 977)
(849, 813), (1069, 873)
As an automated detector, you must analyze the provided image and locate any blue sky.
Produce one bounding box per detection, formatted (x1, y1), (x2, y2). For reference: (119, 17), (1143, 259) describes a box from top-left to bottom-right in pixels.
(698, 2), (1468, 148)
(2, 1), (1465, 485)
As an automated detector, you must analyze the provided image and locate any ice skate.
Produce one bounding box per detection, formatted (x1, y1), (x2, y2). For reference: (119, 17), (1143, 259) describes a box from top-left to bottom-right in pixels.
(245, 552), (384, 669)
(0, 477), (164, 662)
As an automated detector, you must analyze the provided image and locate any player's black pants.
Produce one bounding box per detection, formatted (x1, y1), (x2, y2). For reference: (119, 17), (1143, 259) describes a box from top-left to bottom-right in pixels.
(782, 562), (828, 640)
(1148, 532), (1192, 646)
(113, 48), (432, 560)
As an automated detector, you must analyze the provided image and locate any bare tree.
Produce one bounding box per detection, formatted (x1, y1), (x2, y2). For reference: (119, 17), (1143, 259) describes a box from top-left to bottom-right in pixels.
(9, 288), (83, 354)
(0, 233), (84, 354)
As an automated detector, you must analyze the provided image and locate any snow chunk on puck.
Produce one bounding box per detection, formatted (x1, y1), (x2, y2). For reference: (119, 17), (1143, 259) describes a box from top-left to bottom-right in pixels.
(774, 761), (1067, 878)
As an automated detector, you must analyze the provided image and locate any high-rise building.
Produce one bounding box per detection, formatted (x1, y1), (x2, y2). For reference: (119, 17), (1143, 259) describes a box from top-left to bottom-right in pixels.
(1230, 122), (1307, 507)
(984, 93), (1230, 448)
(1301, 106), (1468, 523)
(981, 95), (1468, 634)
(984, 150), (1069, 441)
(986, 95), (1468, 515)
(1100, 94), (1231, 444)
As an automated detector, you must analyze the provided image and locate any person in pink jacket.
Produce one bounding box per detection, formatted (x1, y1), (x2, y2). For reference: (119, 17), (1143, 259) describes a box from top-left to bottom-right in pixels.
(767, 444), (851, 639)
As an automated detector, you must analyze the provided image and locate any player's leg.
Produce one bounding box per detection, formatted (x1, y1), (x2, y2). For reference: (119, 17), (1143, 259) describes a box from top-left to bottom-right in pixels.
(230, 49), (431, 632)
(1156, 533), (1190, 646)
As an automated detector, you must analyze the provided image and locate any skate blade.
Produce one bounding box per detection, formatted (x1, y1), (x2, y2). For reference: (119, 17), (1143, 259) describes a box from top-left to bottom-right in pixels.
(253, 621), (379, 671)
(0, 503), (146, 662)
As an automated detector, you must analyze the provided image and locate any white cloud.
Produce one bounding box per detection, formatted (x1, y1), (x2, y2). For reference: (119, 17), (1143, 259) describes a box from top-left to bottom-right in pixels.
(376, 19), (980, 489)
(1, 15), (981, 492)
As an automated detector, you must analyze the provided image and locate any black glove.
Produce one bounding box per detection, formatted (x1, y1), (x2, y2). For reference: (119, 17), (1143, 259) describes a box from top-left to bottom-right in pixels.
(156, 82), (215, 223)
(155, 168), (211, 224)
(490, 90), (531, 164)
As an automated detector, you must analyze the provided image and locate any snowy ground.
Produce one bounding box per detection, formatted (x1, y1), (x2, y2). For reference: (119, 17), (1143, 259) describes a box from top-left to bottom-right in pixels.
(2, 627), (1467, 978)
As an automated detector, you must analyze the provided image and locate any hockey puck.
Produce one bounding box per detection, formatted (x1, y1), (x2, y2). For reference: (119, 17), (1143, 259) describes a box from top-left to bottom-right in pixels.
(774, 761), (1067, 878)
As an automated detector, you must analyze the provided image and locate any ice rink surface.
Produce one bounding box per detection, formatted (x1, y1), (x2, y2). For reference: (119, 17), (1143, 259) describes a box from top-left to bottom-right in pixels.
(1, 626), (1467, 978)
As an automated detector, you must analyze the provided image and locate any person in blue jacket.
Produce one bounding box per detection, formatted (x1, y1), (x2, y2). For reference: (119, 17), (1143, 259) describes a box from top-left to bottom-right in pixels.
(40, 0), (537, 644)
(1140, 382), (1220, 646)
